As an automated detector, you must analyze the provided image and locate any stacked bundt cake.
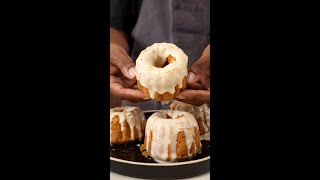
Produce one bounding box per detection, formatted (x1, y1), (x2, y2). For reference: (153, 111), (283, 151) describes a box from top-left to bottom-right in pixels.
(142, 110), (201, 162)
(110, 106), (146, 145)
(170, 100), (210, 135)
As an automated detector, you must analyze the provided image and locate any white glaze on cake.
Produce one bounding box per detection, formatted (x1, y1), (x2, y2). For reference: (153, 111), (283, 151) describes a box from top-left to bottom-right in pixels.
(135, 43), (188, 99)
(145, 110), (201, 162)
(170, 101), (210, 135)
(200, 131), (210, 141)
(110, 106), (146, 145)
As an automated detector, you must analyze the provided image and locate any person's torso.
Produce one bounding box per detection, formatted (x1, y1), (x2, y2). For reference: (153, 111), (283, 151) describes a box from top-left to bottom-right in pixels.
(131, 0), (210, 65)
(124, 0), (210, 110)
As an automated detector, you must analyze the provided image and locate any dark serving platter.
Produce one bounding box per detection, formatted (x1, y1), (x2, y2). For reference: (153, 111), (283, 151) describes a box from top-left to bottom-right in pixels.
(109, 110), (211, 179)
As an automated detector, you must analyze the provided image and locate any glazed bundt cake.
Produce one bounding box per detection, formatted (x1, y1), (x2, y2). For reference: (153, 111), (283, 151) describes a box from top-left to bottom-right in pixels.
(110, 106), (146, 145)
(141, 110), (201, 162)
(135, 43), (188, 101)
(170, 100), (210, 135)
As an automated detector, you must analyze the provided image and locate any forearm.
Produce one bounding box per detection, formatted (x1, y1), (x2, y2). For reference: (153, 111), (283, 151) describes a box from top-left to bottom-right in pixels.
(110, 27), (130, 54)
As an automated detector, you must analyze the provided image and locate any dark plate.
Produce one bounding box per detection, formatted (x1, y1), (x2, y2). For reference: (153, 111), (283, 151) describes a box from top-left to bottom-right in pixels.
(110, 110), (211, 179)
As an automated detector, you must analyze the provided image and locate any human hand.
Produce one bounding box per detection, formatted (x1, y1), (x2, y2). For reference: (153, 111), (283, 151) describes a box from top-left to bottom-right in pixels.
(176, 45), (210, 106)
(110, 43), (150, 103)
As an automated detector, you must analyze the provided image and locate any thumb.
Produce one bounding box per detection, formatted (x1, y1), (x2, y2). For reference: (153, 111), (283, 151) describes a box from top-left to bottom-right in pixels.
(187, 56), (210, 83)
(110, 48), (136, 79)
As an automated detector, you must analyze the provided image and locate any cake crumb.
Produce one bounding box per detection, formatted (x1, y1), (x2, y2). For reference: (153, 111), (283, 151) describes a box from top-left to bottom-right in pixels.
(140, 144), (150, 158)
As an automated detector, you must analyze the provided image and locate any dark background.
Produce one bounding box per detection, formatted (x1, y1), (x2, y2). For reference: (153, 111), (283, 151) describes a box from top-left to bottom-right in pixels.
(2, 0), (317, 179)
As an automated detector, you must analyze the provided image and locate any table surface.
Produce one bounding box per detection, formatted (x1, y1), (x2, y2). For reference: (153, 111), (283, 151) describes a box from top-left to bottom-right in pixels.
(110, 171), (210, 180)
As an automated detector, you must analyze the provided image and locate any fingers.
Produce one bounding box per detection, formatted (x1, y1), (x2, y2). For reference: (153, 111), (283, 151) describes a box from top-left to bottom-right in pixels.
(187, 45), (210, 84)
(110, 74), (136, 89)
(122, 77), (137, 88)
(199, 70), (210, 90)
(111, 83), (150, 103)
(110, 44), (136, 80)
(132, 84), (139, 89)
(175, 90), (210, 106)
(110, 64), (120, 75)
(187, 82), (205, 90)
(110, 77), (150, 103)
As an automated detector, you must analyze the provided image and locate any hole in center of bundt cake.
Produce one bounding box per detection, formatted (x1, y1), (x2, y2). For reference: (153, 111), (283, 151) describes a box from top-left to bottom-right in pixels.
(114, 108), (124, 112)
(176, 114), (184, 118)
(161, 55), (176, 68)
(166, 114), (184, 119)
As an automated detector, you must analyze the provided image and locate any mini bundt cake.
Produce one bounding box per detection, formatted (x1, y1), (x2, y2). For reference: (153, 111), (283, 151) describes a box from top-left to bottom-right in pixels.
(110, 106), (146, 145)
(135, 42), (188, 101)
(142, 110), (201, 162)
(170, 100), (210, 135)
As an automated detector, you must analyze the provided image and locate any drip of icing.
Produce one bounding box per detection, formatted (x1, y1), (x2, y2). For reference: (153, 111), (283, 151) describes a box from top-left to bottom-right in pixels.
(199, 103), (210, 132)
(184, 128), (194, 157)
(145, 110), (200, 162)
(135, 43), (188, 99)
(203, 104), (210, 130)
(110, 106), (146, 144)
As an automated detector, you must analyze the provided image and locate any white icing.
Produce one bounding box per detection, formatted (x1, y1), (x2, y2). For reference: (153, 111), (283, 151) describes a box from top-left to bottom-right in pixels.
(170, 101), (210, 135)
(200, 131), (211, 141)
(145, 110), (201, 162)
(110, 106), (146, 145)
(135, 43), (188, 99)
